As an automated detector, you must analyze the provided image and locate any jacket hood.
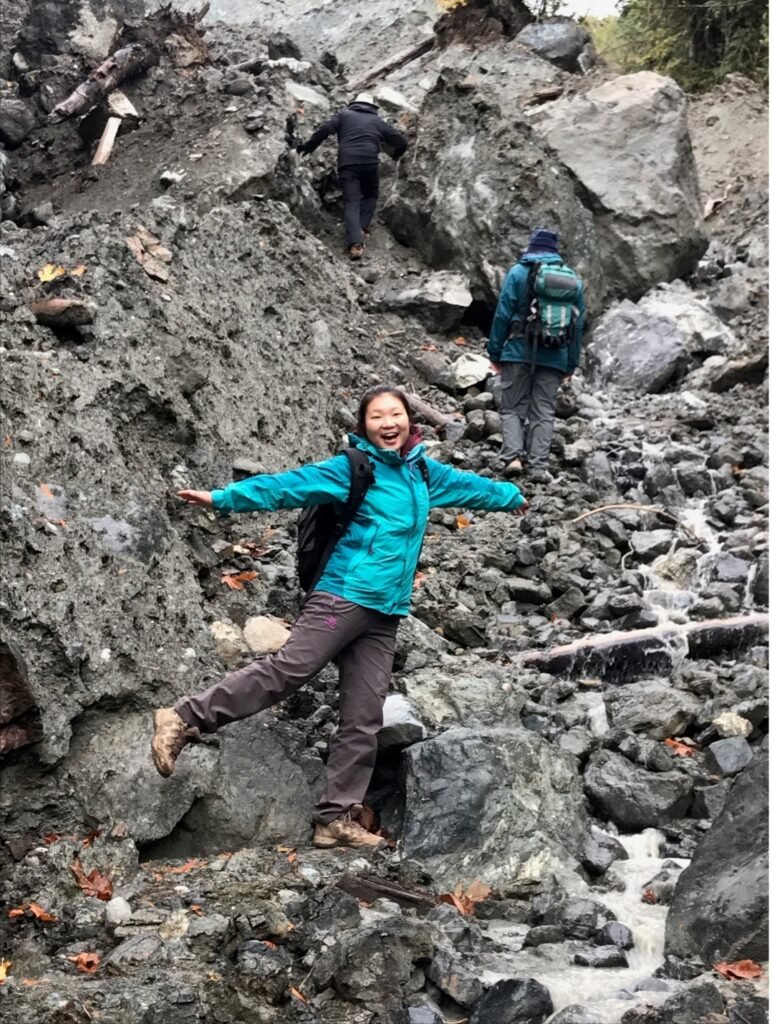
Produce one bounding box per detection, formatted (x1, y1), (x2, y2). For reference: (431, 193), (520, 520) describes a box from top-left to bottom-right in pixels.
(347, 101), (378, 114)
(348, 433), (426, 463)
(519, 252), (563, 264)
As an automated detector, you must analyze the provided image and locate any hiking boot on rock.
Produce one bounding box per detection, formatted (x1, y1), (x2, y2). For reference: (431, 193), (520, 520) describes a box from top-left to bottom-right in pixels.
(503, 458), (524, 477)
(151, 707), (190, 777)
(349, 243), (364, 260)
(313, 810), (385, 849)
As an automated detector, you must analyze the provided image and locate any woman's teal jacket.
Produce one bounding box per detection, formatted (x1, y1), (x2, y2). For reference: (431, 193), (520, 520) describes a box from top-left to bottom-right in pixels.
(210, 435), (526, 616)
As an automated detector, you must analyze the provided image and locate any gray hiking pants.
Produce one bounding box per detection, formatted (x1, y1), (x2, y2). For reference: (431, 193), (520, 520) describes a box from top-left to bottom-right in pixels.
(500, 362), (563, 468)
(175, 591), (398, 824)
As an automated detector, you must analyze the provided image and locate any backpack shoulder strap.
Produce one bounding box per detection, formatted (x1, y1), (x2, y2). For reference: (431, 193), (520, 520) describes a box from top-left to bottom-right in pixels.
(416, 457), (430, 487)
(339, 448), (374, 524)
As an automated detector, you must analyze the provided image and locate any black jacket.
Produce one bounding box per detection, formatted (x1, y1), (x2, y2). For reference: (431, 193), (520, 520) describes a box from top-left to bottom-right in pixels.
(302, 102), (407, 168)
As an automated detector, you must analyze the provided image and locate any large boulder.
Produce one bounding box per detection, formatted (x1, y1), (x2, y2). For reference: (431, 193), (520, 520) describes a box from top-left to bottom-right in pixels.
(665, 749), (768, 964)
(531, 72), (707, 300)
(588, 281), (735, 392)
(400, 727), (590, 890)
(515, 17), (592, 73)
(0, 99), (35, 149)
(584, 750), (694, 829)
(604, 679), (700, 740)
(368, 270), (473, 330)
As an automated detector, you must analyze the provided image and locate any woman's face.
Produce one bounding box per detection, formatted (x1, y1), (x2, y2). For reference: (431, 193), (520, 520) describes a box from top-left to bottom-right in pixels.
(363, 392), (411, 451)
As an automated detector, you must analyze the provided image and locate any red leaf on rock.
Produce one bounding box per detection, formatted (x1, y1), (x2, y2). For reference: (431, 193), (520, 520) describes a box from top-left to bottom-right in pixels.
(8, 908), (24, 919)
(70, 858), (113, 901)
(664, 738), (696, 757)
(221, 571), (258, 590)
(81, 829), (102, 848)
(713, 959), (763, 980)
(67, 952), (100, 974)
(28, 903), (57, 923)
(641, 889), (657, 904)
(289, 986), (307, 1003)
(439, 880), (492, 916)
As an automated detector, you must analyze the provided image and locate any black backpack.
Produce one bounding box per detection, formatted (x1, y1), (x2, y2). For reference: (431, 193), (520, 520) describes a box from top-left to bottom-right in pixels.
(296, 449), (375, 597)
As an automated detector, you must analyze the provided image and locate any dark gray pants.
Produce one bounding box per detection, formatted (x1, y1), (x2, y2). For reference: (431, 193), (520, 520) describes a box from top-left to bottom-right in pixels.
(175, 592), (398, 824)
(500, 362), (563, 468)
(339, 165), (379, 246)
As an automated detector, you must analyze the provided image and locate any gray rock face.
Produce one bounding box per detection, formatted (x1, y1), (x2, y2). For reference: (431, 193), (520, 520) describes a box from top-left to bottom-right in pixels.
(378, 693), (426, 750)
(369, 270), (473, 330)
(574, 945), (628, 967)
(0, 99), (35, 148)
(605, 679), (700, 739)
(665, 750), (768, 964)
(581, 826), (629, 877)
(401, 727), (590, 891)
(515, 17), (591, 72)
(589, 301), (689, 393)
(584, 750), (694, 829)
(532, 73), (707, 300)
(704, 735), (753, 776)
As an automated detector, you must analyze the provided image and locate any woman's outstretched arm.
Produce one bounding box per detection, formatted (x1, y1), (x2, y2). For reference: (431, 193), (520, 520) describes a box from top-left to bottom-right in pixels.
(425, 460), (528, 515)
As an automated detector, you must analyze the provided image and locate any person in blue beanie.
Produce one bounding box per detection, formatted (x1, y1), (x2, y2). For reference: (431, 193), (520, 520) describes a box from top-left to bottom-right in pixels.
(151, 385), (527, 850)
(487, 228), (586, 485)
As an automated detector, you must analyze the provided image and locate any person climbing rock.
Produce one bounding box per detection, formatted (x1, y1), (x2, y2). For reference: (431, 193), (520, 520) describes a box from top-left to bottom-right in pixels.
(152, 385), (527, 849)
(296, 92), (408, 260)
(487, 228), (586, 485)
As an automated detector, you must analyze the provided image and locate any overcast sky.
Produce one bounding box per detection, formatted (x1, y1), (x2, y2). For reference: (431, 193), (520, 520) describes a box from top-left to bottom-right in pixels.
(561, 0), (620, 17)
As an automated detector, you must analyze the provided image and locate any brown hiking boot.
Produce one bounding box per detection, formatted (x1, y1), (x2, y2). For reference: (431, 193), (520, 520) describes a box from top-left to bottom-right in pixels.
(151, 707), (190, 777)
(313, 811), (385, 849)
(349, 243), (364, 260)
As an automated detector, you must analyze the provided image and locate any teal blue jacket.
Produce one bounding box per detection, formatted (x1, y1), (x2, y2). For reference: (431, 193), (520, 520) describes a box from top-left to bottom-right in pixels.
(211, 435), (526, 616)
(487, 253), (586, 373)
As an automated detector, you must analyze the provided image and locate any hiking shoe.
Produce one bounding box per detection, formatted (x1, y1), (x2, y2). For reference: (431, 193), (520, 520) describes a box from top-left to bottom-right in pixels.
(528, 467), (553, 485)
(151, 707), (190, 777)
(503, 458), (524, 477)
(313, 811), (385, 849)
(349, 244), (364, 260)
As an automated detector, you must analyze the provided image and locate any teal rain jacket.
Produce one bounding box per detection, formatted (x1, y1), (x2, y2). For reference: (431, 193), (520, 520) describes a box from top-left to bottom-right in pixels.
(487, 253), (586, 374)
(210, 435), (526, 616)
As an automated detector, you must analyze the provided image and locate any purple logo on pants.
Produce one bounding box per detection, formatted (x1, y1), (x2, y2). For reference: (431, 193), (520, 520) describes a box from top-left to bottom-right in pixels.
(324, 615), (337, 630)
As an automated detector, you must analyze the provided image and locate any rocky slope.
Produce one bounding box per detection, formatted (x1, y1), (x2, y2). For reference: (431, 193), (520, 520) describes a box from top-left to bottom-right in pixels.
(0, 2), (768, 1022)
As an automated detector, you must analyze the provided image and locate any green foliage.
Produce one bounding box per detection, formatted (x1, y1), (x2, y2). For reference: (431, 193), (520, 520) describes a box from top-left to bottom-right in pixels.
(587, 0), (769, 90)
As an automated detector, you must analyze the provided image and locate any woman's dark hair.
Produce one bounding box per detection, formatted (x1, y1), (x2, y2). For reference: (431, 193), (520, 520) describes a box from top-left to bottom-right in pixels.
(356, 384), (413, 435)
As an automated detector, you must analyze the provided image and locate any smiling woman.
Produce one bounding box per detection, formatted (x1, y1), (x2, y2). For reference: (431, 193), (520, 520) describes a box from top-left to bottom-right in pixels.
(157, 385), (528, 850)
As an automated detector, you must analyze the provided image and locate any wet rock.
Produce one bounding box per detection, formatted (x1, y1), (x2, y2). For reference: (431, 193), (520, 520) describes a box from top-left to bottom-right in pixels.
(401, 727), (589, 891)
(523, 924), (563, 947)
(574, 945), (628, 967)
(589, 301), (688, 394)
(630, 530), (675, 560)
(728, 996), (769, 1024)
(666, 750), (768, 964)
(549, 1008), (603, 1024)
(657, 981), (725, 1023)
(427, 944), (483, 1006)
(713, 553), (751, 583)
(691, 780), (731, 820)
(515, 17), (591, 72)
(708, 350), (768, 393)
(704, 736), (753, 776)
(581, 826), (629, 877)
(531, 73), (706, 300)
(546, 586), (587, 620)
(237, 939), (293, 1002)
(605, 679), (699, 739)
(0, 98), (35, 148)
(584, 750), (694, 829)
(642, 860), (685, 905)
(407, 1008), (444, 1024)
(595, 921), (634, 949)
(542, 896), (615, 940)
(469, 977), (553, 1024)
(425, 902), (482, 951)
(370, 271), (472, 330)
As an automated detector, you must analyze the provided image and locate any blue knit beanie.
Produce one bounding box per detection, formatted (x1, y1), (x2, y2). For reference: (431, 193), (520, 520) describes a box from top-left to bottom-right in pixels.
(526, 228), (560, 255)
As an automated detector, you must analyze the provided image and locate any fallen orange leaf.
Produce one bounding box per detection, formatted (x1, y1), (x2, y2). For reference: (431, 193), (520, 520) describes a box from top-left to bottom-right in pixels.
(8, 908), (24, 919)
(221, 571), (258, 591)
(455, 514), (471, 530)
(438, 880), (491, 916)
(714, 959), (763, 980)
(189, 904), (203, 916)
(38, 263), (66, 283)
(0, 960), (10, 984)
(81, 829), (102, 848)
(71, 264), (87, 276)
(38, 483), (55, 500)
(664, 738), (696, 757)
(70, 858), (113, 901)
(642, 888), (657, 904)
(2, 436), (11, 448)
(287, 850), (298, 864)
(28, 903), (57, 923)
(289, 986), (307, 1003)
(261, 940), (278, 950)
(21, 978), (45, 987)
(42, 833), (60, 844)
(67, 952), (100, 974)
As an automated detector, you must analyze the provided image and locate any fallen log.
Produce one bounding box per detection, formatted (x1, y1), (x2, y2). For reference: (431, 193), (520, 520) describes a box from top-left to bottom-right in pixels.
(520, 613), (768, 682)
(570, 503), (700, 542)
(347, 37), (434, 91)
(336, 874), (437, 911)
(50, 45), (152, 122)
(29, 298), (97, 327)
(406, 392), (461, 428)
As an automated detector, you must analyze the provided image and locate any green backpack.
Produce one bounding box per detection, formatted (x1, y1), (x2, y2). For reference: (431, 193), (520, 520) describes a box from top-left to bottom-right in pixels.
(520, 261), (582, 350)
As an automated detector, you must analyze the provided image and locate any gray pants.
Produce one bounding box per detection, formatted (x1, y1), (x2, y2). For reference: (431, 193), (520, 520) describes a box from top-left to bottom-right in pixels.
(175, 591), (398, 824)
(500, 362), (563, 467)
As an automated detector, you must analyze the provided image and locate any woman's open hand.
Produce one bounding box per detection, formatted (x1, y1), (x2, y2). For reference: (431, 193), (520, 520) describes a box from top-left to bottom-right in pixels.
(178, 490), (213, 507)
(514, 500), (529, 517)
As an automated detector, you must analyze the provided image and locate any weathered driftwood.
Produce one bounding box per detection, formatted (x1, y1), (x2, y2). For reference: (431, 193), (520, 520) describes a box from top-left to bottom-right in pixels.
(520, 613), (769, 681)
(406, 392), (459, 428)
(92, 115), (122, 165)
(29, 298), (97, 327)
(571, 503), (700, 542)
(347, 37), (434, 91)
(336, 874), (437, 910)
(50, 45), (152, 122)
